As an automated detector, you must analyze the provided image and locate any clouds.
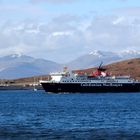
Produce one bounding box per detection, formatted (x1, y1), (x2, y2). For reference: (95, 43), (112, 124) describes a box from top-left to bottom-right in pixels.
(0, 15), (85, 62)
(84, 15), (140, 50)
(30, 0), (127, 4)
(30, 0), (128, 4)
(113, 7), (140, 18)
(0, 0), (140, 62)
(0, 12), (140, 63)
(0, 2), (48, 22)
(30, 0), (79, 4)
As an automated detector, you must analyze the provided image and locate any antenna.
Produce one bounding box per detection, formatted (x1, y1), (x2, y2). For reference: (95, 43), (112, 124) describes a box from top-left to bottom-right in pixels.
(98, 61), (106, 72)
(99, 61), (103, 69)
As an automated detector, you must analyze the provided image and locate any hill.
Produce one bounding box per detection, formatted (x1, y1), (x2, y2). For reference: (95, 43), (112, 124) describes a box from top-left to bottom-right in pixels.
(2, 58), (140, 88)
(0, 50), (140, 79)
(106, 58), (140, 80)
(0, 54), (62, 79)
(75, 58), (140, 80)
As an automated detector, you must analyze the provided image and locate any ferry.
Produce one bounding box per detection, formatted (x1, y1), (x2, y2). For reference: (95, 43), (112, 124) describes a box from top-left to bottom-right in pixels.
(40, 64), (140, 93)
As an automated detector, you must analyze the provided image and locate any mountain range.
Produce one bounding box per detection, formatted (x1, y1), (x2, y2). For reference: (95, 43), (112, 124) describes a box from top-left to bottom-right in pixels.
(0, 54), (62, 79)
(67, 50), (140, 69)
(11, 57), (140, 86)
(0, 50), (140, 79)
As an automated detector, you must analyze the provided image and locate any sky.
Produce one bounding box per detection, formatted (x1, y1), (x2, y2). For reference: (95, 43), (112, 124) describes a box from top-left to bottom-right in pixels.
(0, 0), (140, 62)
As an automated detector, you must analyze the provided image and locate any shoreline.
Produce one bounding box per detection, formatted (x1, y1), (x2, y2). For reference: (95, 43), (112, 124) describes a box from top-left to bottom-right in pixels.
(0, 85), (43, 90)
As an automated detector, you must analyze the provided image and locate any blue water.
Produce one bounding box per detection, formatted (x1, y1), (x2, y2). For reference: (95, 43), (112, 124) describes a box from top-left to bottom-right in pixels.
(0, 91), (140, 139)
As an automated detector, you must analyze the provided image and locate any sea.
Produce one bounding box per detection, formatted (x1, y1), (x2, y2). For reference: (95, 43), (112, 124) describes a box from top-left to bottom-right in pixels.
(0, 90), (140, 140)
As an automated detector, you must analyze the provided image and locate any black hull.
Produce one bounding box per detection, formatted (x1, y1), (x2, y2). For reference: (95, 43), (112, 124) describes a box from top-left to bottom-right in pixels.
(41, 83), (140, 93)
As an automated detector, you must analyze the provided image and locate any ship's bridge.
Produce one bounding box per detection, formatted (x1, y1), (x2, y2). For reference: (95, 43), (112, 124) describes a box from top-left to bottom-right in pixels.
(50, 72), (66, 82)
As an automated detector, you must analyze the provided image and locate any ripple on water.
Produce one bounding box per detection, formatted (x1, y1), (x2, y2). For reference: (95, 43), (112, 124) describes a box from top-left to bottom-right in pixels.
(0, 91), (140, 139)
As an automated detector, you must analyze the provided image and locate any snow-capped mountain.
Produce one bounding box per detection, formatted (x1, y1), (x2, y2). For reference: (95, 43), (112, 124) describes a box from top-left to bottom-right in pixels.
(0, 54), (62, 79)
(67, 50), (140, 70)
(0, 50), (139, 79)
(119, 50), (140, 58)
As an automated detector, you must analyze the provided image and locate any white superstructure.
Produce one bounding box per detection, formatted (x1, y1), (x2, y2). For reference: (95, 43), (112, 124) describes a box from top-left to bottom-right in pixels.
(41, 69), (136, 84)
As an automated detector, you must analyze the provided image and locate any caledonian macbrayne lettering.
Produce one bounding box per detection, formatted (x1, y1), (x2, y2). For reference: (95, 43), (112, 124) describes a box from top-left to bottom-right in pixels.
(80, 83), (123, 87)
(40, 64), (140, 93)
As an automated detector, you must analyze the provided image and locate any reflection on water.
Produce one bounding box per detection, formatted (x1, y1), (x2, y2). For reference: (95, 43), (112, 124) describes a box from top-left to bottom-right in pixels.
(0, 90), (140, 139)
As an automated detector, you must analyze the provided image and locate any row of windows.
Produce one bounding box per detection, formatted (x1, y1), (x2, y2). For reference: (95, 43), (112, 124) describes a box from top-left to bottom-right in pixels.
(62, 80), (102, 82)
(62, 81), (81, 82)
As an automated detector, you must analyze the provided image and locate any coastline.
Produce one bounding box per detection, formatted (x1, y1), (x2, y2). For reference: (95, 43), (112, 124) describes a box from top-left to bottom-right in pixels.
(0, 85), (43, 90)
